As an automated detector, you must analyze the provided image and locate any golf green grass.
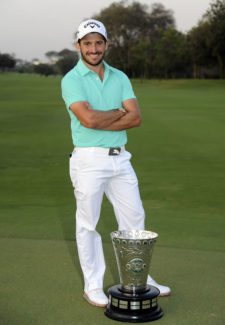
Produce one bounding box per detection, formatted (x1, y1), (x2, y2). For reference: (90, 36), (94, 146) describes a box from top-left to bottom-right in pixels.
(0, 73), (224, 324)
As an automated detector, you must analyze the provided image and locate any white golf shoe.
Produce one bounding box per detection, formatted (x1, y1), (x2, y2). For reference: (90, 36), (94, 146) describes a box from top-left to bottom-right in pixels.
(147, 275), (171, 296)
(83, 289), (108, 307)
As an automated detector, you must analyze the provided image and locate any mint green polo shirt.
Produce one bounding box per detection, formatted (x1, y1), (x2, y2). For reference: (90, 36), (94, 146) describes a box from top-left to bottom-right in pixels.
(61, 59), (136, 148)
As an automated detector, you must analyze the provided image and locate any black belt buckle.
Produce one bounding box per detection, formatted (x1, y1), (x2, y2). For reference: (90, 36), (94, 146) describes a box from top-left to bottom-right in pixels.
(108, 147), (121, 156)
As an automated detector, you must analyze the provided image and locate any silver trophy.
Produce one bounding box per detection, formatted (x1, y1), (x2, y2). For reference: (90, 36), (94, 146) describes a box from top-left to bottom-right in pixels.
(105, 230), (163, 322)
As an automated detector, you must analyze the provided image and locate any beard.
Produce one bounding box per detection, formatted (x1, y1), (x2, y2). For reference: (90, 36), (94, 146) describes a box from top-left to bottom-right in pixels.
(80, 51), (105, 67)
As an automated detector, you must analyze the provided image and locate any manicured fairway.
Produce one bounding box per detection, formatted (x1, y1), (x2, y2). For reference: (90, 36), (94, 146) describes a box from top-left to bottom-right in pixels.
(0, 73), (224, 324)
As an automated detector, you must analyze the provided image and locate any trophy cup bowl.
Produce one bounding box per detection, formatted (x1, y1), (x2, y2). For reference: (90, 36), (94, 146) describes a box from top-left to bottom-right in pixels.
(105, 230), (163, 322)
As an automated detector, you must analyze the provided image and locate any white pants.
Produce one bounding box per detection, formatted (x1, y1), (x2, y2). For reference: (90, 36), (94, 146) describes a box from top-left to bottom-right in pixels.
(69, 147), (145, 292)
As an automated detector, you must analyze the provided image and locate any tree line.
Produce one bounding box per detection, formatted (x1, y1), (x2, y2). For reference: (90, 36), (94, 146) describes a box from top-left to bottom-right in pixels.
(0, 49), (78, 76)
(1, 0), (224, 78)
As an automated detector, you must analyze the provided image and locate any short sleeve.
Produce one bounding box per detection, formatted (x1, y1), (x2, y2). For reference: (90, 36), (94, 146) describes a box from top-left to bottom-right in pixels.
(61, 74), (86, 109)
(121, 72), (136, 102)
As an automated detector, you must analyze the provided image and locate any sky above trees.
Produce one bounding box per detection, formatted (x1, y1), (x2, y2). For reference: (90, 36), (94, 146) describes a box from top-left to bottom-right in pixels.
(0, 0), (212, 61)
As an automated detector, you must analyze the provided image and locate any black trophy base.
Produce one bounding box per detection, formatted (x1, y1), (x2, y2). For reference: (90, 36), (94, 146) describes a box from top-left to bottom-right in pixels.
(104, 284), (163, 323)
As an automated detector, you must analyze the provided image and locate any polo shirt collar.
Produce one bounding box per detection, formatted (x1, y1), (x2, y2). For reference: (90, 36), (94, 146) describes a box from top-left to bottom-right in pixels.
(103, 61), (114, 72)
(75, 58), (114, 76)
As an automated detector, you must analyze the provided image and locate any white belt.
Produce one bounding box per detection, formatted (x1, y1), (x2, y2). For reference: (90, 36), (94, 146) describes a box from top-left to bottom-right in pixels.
(74, 146), (125, 155)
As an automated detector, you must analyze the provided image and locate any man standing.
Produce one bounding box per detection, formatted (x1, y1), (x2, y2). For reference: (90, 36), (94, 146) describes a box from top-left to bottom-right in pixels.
(61, 19), (171, 307)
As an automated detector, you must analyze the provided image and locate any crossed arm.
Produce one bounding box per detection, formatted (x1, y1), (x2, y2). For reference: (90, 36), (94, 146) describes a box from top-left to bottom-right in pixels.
(69, 98), (142, 131)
